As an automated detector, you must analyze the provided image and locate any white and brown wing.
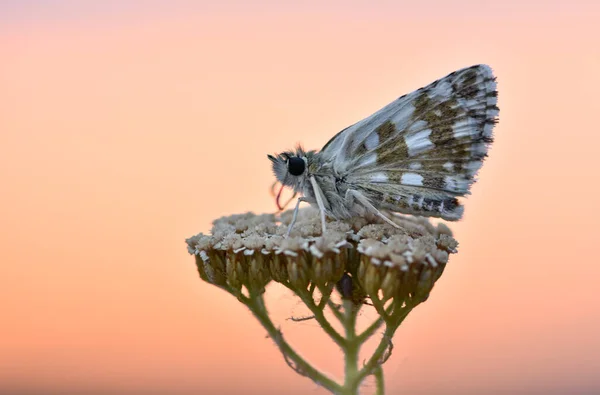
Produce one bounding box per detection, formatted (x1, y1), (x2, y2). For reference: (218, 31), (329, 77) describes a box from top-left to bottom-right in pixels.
(319, 64), (499, 220)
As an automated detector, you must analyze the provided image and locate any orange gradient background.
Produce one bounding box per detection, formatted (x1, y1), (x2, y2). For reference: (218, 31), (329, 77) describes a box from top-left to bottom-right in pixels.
(1, 2), (599, 394)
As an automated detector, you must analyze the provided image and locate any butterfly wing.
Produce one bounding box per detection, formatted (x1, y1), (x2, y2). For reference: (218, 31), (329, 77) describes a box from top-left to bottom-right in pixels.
(319, 64), (499, 220)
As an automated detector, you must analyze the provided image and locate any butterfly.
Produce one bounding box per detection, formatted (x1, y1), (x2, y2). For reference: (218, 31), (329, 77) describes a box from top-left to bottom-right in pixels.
(268, 64), (499, 236)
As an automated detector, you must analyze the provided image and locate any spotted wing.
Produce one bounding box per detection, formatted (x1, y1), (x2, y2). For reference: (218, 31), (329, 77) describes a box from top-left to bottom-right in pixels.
(319, 64), (499, 220)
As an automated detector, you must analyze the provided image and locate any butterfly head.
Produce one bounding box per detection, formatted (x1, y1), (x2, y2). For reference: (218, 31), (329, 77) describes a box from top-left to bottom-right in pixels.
(267, 148), (308, 188)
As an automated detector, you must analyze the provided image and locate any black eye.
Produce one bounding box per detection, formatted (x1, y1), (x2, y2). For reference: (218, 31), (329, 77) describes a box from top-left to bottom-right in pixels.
(287, 156), (305, 176)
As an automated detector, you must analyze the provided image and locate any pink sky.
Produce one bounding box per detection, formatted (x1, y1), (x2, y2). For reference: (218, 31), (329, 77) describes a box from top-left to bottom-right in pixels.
(1, 2), (599, 394)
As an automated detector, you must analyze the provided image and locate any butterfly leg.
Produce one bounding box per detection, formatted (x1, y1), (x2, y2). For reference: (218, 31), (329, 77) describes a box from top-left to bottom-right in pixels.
(309, 175), (328, 235)
(347, 189), (401, 229)
(286, 196), (309, 237)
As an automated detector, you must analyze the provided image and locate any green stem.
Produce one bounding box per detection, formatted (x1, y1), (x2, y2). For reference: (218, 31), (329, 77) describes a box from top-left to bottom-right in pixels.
(355, 304), (414, 385)
(373, 365), (384, 395)
(317, 283), (335, 310)
(356, 294), (395, 345)
(340, 300), (361, 395)
(356, 301), (395, 344)
(232, 284), (416, 395)
(327, 299), (345, 322)
(245, 293), (342, 393)
(281, 282), (346, 347)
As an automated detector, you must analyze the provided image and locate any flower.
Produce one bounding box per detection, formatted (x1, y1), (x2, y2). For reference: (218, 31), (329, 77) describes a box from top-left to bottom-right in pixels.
(186, 207), (457, 304)
(186, 207), (460, 394)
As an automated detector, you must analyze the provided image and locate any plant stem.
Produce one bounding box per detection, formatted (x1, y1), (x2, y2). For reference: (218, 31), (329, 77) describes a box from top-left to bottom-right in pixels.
(340, 300), (361, 395)
(233, 287), (417, 394)
(245, 292), (342, 393)
(373, 366), (384, 395)
(281, 282), (346, 347)
(355, 303), (414, 385)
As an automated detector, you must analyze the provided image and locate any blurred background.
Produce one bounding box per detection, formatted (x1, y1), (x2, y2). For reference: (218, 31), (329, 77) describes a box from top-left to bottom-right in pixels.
(1, 1), (599, 394)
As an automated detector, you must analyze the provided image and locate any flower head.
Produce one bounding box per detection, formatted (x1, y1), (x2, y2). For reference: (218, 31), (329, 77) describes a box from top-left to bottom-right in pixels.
(186, 207), (457, 304)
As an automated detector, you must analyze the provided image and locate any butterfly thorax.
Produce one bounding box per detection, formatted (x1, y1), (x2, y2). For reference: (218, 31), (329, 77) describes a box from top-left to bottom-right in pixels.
(303, 152), (364, 220)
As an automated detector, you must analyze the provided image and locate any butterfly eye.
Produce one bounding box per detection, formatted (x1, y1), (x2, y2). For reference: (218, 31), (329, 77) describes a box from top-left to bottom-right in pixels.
(287, 156), (305, 176)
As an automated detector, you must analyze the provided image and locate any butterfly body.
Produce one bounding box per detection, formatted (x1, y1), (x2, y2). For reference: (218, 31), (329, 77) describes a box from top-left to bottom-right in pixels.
(269, 65), (499, 234)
